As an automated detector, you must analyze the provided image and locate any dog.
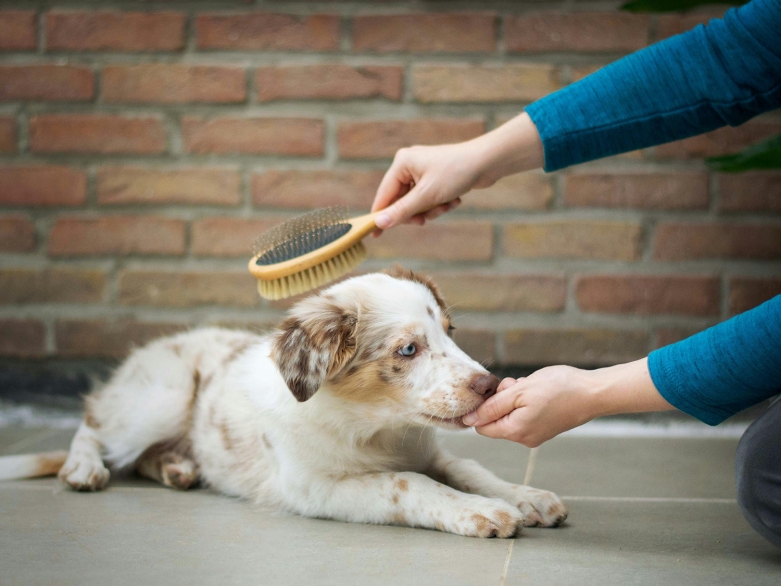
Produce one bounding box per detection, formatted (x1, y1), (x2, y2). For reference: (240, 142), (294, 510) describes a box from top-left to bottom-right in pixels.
(0, 266), (567, 538)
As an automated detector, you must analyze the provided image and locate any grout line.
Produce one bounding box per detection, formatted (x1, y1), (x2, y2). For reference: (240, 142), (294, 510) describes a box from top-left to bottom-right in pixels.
(523, 446), (538, 485)
(498, 539), (514, 586)
(561, 496), (737, 504)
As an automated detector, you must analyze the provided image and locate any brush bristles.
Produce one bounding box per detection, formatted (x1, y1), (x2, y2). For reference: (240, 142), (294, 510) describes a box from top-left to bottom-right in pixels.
(256, 242), (367, 300)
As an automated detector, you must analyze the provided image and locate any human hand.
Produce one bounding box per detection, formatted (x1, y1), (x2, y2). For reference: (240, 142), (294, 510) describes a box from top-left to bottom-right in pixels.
(462, 359), (672, 447)
(371, 112), (545, 234)
(463, 366), (597, 447)
(370, 141), (491, 234)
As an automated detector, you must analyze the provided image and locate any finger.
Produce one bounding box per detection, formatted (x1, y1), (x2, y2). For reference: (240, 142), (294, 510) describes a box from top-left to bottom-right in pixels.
(473, 415), (523, 441)
(423, 205), (448, 221)
(462, 389), (518, 426)
(372, 156), (412, 214)
(497, 377), (517, 393)
(375, 184), (425, 230)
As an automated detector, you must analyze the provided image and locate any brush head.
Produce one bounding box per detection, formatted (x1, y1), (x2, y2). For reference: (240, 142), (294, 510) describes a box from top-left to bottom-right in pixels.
(253, 206), (351, 265)
(250, 206), (373, 301)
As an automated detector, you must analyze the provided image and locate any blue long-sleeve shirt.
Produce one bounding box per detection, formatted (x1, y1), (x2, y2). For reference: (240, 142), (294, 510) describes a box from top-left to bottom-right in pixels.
(526, 0), (781, 171)
(526, 0), (781, 425)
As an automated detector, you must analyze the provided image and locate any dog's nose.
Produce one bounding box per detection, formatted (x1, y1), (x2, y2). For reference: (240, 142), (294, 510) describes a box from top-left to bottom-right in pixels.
(469, 374), (500, 397)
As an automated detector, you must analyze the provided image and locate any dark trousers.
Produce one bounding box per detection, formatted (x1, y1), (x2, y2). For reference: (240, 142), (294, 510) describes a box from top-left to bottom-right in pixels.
(736, 396), (781, 549)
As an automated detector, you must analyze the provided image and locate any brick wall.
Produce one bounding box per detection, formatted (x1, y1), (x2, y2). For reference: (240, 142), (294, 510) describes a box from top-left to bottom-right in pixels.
(0, 1), (780, 392)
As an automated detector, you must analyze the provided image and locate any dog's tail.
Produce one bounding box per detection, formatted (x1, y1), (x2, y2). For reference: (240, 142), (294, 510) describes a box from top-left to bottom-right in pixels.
(0, 451), (68, 480)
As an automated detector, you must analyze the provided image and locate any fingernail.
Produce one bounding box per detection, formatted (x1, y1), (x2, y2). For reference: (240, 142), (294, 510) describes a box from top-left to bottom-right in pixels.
(463, 412), (477, 425)
(375, 212), (391, 229)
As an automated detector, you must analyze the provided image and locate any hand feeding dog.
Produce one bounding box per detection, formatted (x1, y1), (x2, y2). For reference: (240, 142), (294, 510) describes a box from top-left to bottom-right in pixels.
(0, 267), (567, 538)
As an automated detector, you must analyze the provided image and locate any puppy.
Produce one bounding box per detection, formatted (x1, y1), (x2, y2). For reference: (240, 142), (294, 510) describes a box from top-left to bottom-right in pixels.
(0, 267), (566, 538)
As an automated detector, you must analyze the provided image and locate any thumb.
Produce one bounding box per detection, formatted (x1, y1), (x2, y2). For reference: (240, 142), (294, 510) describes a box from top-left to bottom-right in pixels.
(375, 185), (422, 230)
(462, 388), (517, 426)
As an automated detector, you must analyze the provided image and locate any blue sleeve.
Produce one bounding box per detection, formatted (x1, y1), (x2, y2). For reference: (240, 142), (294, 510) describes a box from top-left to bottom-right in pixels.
(648, 296), (781, 425)
(525, 0), (781, 171)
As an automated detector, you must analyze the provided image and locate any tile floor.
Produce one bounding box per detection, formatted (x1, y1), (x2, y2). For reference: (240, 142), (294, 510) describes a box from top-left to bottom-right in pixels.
(1, 426), (779, 586)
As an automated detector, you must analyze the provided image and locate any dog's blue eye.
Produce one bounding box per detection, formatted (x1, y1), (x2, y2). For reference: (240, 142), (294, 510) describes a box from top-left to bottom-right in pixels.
(399, 344), (416, 357)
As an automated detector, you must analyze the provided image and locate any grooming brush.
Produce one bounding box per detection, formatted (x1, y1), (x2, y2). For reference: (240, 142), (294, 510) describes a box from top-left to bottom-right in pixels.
(249, 206), (380, 301)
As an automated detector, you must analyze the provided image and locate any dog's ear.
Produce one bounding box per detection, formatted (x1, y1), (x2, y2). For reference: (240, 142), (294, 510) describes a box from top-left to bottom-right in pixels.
(271, 295), (358, 402)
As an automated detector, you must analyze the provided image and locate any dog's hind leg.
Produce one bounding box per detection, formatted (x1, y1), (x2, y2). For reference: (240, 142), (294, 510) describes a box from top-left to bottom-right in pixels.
(58, 421), (110, 491)
(135, 442), (199, 490)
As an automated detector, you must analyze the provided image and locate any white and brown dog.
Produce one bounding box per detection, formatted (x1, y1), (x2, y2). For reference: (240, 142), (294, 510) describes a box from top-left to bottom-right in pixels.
(0, 267), (566, 538)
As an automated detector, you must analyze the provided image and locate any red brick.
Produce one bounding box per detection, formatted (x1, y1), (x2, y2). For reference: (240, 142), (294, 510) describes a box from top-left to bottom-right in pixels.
(0, 117), (16, 152)
(366, 222), (493, 261)
(0, 319), (45, 358)
(182, 117), (323, 156)
(413, 64), (559, 103)
(0, 268), (106, 304)
(252, 170), (384, 210)
(729, 277), (781, 315)
(653, 222), (781, 261)
(655, 327), (704, 349)
(118, 270), (258, 307)
(48, 216), (185, 257)
(29, 114), (167, 154)
(0, 166), (86, 206)
(191, 217), (281, 257)
(0, 215), (35, 252)
(506, 12), (649, 53)
(97, 167), (242, 206)
(576, 275), (720, 316)
(718, 172), (781, 213)
(461, 173), (553, 211)
(453, 329), (496, 365)
(256, 65), (402, 102)
(0, 65), (93, 101)
(504, 329), (649, 366)
(103, 64), (245, 104)
(196, 13), (339, 50)
(55, 319), (185, 358)
(210, 320), (279, 336)
(656, 9), (727, 40)
(565, 172), (709, 210)
(338, 119), (485, 160)
(571, 64), (604, 83)
(353, 13), (495, 53)
(432, 273), (566, 312)
(0, 11), (37, 50)
(504, 221), (642, 261)
(656, 119), (781, 159)
(46, 11), (185, 52)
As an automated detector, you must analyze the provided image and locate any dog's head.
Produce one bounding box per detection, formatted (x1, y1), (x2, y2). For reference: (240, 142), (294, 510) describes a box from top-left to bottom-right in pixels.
(271, 266), (498, 429)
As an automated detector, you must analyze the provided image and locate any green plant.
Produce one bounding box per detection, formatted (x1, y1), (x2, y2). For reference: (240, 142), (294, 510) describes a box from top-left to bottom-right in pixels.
(621, 0), (747, 12)
(706, 135), (781, 172)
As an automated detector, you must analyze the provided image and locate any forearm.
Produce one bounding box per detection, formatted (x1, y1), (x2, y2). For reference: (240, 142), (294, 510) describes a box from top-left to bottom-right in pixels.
(525, 0), (781, 171)
(585, 358), (675, 420)
(469, 112), (544, 186)
(648, 296), (781, 426)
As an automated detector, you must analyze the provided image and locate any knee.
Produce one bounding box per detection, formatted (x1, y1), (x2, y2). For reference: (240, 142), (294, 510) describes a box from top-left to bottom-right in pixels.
(735, 422), (781, 549)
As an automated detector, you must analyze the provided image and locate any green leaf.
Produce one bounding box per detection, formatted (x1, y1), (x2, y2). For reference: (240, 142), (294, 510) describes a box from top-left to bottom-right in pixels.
(621, 0), (747, 13)
(706, 134), (781, 172)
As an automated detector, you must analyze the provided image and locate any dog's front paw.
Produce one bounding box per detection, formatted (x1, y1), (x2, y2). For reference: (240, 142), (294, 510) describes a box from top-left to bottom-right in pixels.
(58, 456), (110, 491)
(448, 498), (523, 538)
(512, 486), (568, 527)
